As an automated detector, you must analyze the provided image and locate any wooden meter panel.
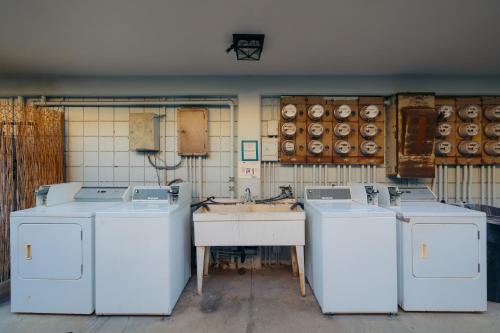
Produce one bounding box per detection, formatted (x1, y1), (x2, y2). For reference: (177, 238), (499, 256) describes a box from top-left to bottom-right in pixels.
(481, 97), (500, 165)
(435, 98), (457, 165)
(357, 97), (384, 165)
(455, 98), (482, 165)
(177, 108), (208, 156)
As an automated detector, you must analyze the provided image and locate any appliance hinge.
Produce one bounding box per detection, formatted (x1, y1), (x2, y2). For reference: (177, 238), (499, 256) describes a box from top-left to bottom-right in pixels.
(478, 263), (480, 273)
(478, 231), (480, 240)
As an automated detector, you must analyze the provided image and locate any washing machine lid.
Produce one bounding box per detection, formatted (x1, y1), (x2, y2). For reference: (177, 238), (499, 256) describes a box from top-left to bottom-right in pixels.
(312, 202), (395, 218)
(95, 201), (172, 218)
(398, 202), (486, 217)
(10, 202), (122, 218)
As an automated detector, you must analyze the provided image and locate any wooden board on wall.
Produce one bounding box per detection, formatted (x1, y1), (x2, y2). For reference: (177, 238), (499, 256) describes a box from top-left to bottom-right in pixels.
(435, 97), (457, 165)
(177, 108), (208, 156)
(481, 97), (500, 165)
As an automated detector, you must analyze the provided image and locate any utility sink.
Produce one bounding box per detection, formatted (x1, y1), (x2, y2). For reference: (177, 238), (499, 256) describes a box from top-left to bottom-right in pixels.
(193, 201), (306, 296)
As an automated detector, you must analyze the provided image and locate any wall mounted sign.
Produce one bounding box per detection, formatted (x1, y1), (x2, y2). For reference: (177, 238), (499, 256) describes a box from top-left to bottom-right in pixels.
(241, 140), (259, 161)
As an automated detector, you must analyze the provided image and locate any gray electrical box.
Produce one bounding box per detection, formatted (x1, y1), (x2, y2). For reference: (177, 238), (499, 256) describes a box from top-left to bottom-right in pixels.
(129, 113), (160, 152)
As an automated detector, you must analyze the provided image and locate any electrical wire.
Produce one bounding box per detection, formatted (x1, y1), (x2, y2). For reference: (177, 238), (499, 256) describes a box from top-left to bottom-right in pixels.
(147, 152), (182, 170)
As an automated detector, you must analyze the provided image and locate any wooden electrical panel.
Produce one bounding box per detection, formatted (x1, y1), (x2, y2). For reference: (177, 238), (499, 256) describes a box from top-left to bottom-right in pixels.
(434, 98), (457, 165)
(279, 96), (385, 165)
(177, 108), (208, 156)
(481, 97), (500, 165)
(455, 98), (482, 165)
(386, 94), (437, 178)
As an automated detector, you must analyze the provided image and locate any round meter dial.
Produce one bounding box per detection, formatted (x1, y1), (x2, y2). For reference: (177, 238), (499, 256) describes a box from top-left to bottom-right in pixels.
(484, 141), (500, 156)
(437, 105), (454, 120)
(334, 123), (351, 137)
(360, 141), (379, 156)
(281, 104), (298, 120)
(308, 140), (324, 154)
(458, 140), (481, 156)
(333, 104), (352, 120)
(281, 122), (297, 138)
(334, 140), (351, 155)
(484, 105), (500, 121)
(458, 105), (481, 121)
(281, 140), (296, 155)
(360, 123), (378, 138)
(359, 105), (380, 121)
(308, 123), (324, 137)
(436, 122), (453, 137)
(458, 123), (480, 138)
(484, 123), (500, 138)
(435, 141), (453, 156)
(307, 104), (325, 120)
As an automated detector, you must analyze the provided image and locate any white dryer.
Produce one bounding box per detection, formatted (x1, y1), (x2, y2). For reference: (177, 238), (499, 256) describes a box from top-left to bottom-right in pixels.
(10, 183), (131, 314)
(376, 185), (487, 312)
(304, 186), (398, 314)
(95, 183), (192, 315)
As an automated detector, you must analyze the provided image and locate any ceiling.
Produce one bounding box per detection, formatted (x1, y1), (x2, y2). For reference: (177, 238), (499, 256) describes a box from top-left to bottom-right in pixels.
(1, 0), (499, 76)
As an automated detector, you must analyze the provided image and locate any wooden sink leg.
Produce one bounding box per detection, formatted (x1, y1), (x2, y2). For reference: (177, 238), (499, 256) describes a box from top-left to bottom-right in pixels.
(295, 245), (305, 297)
(196, 246), (205, 295)
(291, 246), (298, 277)
(203, 246), (211, 276)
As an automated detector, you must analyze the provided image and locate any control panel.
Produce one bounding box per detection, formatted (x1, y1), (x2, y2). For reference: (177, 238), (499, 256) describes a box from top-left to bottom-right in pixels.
(74, 187), (131, 202)
(304, 186), (352, 201)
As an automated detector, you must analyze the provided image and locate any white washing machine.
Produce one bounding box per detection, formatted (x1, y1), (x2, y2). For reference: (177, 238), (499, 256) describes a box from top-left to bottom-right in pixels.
(10, 183), (131, 314)
(95, 183), (192, 315)
(304, 186), (398, 314)
(376, 185), (487, 312)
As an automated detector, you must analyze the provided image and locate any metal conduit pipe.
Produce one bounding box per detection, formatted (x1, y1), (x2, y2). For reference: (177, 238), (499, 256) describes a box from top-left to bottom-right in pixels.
(361, 165), (365, 183)
(468, 165), (472, 204)
(456, 166), (460, 203)
(348, 165), (352, 185)
(444, 165), (448, 202)
(432, 165), (437, 195)
(368, 165), (371, 183)
(337, 165), (340, 185)
(480, 165), (484, 204)
(312, 165), (316, 186)
(462, 165), (468, 203)
(300, 165), (304, 200)
(34, 98), (237, 198)
(325, 165), (328, 185)
(493, 166), (496, 206)
(373, 165), (377, 184)
(199, 156), (203, 200)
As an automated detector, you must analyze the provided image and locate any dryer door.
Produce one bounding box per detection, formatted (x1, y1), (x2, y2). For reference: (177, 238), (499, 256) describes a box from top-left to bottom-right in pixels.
(412, 223), (479, 278)
(17, 223), (83, 280)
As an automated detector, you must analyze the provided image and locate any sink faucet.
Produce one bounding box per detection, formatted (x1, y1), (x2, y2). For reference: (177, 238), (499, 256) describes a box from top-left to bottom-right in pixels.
(243, 187), (253, 203)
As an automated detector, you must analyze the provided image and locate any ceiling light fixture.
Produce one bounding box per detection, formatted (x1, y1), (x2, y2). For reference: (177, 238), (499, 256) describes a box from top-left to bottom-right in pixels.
(226, 34), (265, 61)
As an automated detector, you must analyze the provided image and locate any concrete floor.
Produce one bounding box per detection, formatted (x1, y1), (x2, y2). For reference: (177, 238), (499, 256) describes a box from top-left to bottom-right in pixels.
(1, 267), (499, 333)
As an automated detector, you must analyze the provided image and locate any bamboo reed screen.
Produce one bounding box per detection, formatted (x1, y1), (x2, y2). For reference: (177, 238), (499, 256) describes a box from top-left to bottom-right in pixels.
(0, 102), (64, 283)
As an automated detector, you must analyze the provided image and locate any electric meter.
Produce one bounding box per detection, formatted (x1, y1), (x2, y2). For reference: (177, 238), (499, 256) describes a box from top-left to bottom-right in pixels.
(484, 122), (500, 138)
(333, 104), (352, 120)
(308, 140), (324, 154)
(484, 105), (500, 121)
(281, 122), (297, 138)
(436, 122), (453, 137)
(333, 123), (351, 137)
(435, 141), (453, 156)
(458, 123), (480, 138)
(359, 105), (380, 121)
(307, 104), (325, 120)
(281, 140), (296, 155)
(307, 123), (324, 137)
(437, 105), (454, 120)
(458, 105), (481, 121)
(360, 141), (379, 156)
(484, 141), (500, 156)
(334, 140), (351, 155)
(281, 104), (298, 120)
(359, 123), (378, 138)
(458, 140), (481, 156)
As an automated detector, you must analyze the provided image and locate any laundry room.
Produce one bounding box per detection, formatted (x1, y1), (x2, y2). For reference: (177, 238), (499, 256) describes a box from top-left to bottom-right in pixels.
(1, 1), (500, 333)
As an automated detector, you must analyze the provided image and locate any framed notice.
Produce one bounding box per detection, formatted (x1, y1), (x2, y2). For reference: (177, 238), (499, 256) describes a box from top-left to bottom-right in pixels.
(241, 140), (259, 161)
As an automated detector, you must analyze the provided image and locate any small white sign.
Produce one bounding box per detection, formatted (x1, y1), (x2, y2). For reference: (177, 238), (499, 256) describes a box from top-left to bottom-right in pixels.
(238, 161), (261, 179)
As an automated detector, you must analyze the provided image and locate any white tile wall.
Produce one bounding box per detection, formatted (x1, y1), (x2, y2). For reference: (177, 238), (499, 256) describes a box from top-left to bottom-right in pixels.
(261, 97), (500, 205)
(64, 98), (238, 198)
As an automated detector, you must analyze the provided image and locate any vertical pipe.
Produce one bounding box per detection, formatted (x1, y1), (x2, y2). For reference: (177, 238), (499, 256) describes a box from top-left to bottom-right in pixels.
(468, 165), (472, 204)
(373, 165), (377, 184)
(294, 164), (297, 199)
(444, 165), (448, 203)
(325, 165), (328, 185)
(432, 165), (437, 195)
(348, 165), (352, 185)
(487, 166), (491, 205)
(462, 165), (467, 203)
(337, 165), (340, 185)
(368, 165), (371, 183)
(456, 166), (460, 203)
(492, 166), (496, 207)
(439, 165), (443, 201)
(480, 165), (484, 205)
(361, 165), (365, 184)
(230, 104), (235, 198)
(312, 165), (316, 186)
(300, 165), (304, 199)
(198, 156), (203, 201)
